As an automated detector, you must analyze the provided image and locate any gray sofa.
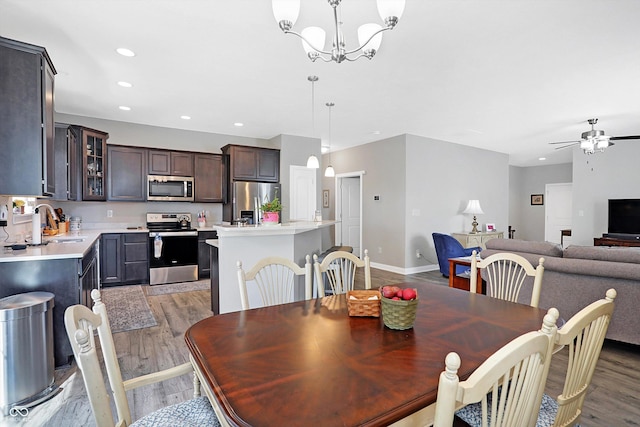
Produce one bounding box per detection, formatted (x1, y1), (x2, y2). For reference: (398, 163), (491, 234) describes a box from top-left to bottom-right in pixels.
(481, 238), (640, 346)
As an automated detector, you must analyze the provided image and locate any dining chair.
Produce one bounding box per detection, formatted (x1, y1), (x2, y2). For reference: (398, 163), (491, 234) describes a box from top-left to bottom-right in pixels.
(434, 308), (559, 427)
(470, 250), (545, 307)
(64, 289), (220, 427)
(313, 249), (371, 296)
(536, 288), (617, 427)
(237, 255), (313, 310)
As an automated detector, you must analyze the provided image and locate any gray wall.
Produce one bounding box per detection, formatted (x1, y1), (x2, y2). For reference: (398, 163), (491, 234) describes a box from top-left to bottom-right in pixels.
(509, 163), (572, 241)
(572, 142), (640, 245)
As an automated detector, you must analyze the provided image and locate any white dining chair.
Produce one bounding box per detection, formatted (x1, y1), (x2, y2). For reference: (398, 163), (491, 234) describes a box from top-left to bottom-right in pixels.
(313, 249), (371, 297)
(434, 308), (559, 427)
(470, 250), (545, 307)
(536, 288), (617, 427)
(237, 255), (312, 310)
(64, 289), (219, 427)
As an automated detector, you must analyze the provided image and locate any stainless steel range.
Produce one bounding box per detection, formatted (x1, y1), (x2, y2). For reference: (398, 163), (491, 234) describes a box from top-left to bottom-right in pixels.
(147, 213), (198, 285)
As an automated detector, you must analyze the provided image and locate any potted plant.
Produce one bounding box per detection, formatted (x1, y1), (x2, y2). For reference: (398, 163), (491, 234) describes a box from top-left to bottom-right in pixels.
(260, 195), (282, 224)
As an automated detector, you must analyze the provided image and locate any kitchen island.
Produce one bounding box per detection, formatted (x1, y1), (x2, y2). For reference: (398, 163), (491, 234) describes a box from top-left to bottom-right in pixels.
(208, 221), (337, 314)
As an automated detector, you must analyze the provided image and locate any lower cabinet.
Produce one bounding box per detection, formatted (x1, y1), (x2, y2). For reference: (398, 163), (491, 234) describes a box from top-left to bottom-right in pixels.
(198, 231), (218, 279)
(101, 233), (149, 286)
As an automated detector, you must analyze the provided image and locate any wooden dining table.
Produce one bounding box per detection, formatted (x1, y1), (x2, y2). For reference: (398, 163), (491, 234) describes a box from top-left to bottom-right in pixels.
(185, 282), (548, 427)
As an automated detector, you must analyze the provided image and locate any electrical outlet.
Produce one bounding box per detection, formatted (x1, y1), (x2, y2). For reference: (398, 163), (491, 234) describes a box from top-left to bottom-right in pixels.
(416, 249), (421, 259)
(0, 220), (7, 227)
(107, 209), (113, 218)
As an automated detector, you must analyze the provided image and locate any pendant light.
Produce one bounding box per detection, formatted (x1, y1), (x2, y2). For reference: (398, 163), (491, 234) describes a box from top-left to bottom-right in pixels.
(306, 75), (320, 169)
(324, 102), (335, 177)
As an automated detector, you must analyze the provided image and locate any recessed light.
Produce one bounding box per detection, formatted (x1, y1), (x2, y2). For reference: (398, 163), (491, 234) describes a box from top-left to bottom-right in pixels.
(119, 106), (131, 111)
(372, 130), (381, 135)
(321, 146), (329, 153)
(234, 122), (244, 127)
(117, 81), (133, 88)
(116, 48), (135, 57)
(181, 115), (191, 120)
(538, 157), (547, 161)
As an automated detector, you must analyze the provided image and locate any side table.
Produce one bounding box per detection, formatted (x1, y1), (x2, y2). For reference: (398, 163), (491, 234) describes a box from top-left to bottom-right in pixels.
(448, 256), (483, 293)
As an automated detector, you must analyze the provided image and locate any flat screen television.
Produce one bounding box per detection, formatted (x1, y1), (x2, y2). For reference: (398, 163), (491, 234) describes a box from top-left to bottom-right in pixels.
(608, 199), (640, 235)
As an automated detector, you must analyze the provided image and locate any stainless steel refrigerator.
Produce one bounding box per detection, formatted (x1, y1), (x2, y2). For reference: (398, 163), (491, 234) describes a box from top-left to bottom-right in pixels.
(223, 181), (281, 224)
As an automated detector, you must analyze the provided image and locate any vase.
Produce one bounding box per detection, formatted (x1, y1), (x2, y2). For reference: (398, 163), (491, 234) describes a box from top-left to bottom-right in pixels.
(263, 212), (279, 224)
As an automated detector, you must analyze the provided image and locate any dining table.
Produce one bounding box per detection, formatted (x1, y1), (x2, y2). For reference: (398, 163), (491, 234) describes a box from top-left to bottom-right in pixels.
(185, 282), (548, 427)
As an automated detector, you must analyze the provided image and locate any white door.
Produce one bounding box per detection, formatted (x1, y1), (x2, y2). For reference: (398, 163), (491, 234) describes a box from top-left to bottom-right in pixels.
(545, 183), (572, 245)
(339, 176), (361, 257)
(289, 166), (316, 221)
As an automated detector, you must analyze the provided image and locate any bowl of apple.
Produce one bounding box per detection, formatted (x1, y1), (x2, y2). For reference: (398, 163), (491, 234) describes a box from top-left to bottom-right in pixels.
(380, 285), (419, 330)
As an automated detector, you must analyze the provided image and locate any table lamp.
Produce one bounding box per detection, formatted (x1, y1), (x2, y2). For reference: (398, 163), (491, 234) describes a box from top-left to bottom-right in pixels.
(463, 199), (484, 234)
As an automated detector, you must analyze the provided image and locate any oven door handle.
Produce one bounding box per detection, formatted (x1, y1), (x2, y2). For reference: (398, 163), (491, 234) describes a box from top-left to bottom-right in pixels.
(149, 231), (198, 237)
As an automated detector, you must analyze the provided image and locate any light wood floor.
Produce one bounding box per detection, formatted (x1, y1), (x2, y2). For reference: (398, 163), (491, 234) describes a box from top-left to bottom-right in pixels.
(6, 269), (639, 426)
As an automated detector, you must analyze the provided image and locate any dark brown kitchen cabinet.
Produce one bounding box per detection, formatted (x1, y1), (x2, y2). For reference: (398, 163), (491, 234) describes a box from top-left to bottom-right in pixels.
(222, 145), (280, 183)
(108, 145), (147, 201)
(198, 230), (218, 279)
(101, 232), (149, 285)
(194, 153), (225, 202)
(53, 123), (79, 201)
(0, 36), (56, 196)
(148, 150), (194, 176)
(73, 126), (109, 201)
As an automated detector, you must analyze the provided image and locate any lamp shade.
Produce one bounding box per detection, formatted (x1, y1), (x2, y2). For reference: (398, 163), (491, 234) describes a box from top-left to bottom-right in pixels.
(463, 200), (484, 215)
(324, 165), (335, 177)
(272, 0), (300, 26)
(301, 26), (326, 54)
(307, 154), (320, 169)
(358, 23), (383, 52)
(376, 0), (406, 21)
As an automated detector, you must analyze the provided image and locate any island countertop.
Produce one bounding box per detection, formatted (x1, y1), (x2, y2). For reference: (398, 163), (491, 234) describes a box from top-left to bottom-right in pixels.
(213, 220), (337, 237)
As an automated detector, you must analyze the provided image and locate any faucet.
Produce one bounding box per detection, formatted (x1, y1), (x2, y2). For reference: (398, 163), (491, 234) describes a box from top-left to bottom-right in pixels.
(32, 204), (58, 245)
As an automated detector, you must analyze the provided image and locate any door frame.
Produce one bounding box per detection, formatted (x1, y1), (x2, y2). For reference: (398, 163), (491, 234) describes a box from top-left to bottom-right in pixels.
(335, 170), (365, 258)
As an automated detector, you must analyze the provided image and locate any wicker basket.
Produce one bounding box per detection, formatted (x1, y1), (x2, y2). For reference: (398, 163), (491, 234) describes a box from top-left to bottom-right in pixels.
(380, 296), (419, 330)
(346, 290), (381, 317)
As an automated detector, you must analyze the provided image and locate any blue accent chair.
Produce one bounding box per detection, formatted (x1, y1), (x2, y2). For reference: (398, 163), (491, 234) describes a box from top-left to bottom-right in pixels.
(432, 233), (482, 277)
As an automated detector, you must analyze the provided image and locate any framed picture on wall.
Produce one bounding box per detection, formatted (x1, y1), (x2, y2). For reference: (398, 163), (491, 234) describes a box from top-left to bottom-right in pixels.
(323, 190), (330, 208)
(531, 194), (544, 205)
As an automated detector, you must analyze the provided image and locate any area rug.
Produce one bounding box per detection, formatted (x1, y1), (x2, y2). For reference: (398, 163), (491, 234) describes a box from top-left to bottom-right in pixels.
(146, 279), (210, 296)
(100, 285), (158, 333)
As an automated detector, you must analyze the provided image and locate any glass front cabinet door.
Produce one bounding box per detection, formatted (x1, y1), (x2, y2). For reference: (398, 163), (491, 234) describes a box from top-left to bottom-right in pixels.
(80, 127), (109, 201)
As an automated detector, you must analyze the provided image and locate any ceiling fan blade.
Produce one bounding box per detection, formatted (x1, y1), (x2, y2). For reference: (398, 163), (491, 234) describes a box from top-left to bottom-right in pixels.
(610, 135), (640, 141)
(549, 140), (581, 145)
(554, 142), (580, 150)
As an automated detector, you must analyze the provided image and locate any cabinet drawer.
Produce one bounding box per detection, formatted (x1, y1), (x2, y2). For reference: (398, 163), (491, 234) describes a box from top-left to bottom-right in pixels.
(124, 262), (148, 283)
(124, 233), (147, 243)
(124, 243), (147, 262)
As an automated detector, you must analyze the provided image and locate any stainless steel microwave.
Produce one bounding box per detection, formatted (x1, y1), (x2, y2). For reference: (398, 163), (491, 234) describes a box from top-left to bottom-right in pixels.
(147, 175), (194, 201)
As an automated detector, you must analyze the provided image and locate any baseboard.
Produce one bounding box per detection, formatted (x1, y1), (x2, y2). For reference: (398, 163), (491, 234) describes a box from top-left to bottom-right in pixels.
(370, 261), (439, 276)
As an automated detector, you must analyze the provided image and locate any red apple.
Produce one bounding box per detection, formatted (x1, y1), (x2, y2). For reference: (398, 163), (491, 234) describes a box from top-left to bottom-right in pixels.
(402, 288), (417, 300)
(396, 289), (404, 298)
(381, 286), (396, 298)
(392, 296), (401, 300)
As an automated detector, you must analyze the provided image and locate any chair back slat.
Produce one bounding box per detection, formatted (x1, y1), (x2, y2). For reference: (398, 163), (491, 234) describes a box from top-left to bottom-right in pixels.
(471, 251), (545, 307)
(313, 250), (370, 297)
(237, 255), (313, 310)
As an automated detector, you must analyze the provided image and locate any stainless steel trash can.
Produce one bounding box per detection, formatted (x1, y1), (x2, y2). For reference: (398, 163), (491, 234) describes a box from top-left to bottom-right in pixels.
(0, 292), (55, 416)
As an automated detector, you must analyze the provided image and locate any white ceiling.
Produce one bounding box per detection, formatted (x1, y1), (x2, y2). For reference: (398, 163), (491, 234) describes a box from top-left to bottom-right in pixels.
(2, 0), (640, 166)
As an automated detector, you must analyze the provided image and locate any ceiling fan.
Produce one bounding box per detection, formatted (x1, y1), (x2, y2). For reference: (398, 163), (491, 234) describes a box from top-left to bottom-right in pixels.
(550, 118), (640, 154)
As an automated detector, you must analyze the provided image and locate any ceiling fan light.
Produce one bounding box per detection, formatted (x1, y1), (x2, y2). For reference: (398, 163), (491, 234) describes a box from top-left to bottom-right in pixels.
(358, 23), (383, 52)
(307, 154), (320, 169)
(596, 137), (611, 149)
(272, 0), (300, 30)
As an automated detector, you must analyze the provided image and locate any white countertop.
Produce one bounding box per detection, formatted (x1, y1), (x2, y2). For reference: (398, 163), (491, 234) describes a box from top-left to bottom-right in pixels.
(0, 227), (149, 263)
(212, 220), (337, 238)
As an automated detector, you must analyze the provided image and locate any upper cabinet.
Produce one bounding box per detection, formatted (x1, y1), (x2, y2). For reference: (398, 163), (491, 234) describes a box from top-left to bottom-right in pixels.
(148, 150), (194, 176)
(222, 145), (280, 183)
(108, 145), (147, 202)
(194, 153), (225, 203)
(74, 126), (109, 201)
(0, 36), (56, 196)
(53, 123), (79, 201)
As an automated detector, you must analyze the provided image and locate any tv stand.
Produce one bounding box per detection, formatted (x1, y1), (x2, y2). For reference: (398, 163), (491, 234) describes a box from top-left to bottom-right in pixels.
(595, 235), (640, 247)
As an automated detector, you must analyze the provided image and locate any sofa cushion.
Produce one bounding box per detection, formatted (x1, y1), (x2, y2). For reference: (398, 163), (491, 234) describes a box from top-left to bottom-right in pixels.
(484, 239), (563, 258)
(564, 245), (640, 264)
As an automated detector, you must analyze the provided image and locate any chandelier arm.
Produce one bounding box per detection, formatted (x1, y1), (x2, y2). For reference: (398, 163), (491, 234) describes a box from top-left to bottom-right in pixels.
(343, 53), (371, 62)
(342, 26), (392, 56)
(283, 30), (334, 56)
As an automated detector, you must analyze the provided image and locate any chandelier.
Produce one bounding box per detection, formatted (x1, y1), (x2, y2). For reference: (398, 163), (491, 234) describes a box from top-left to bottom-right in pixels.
(272, 0), (406, 63)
